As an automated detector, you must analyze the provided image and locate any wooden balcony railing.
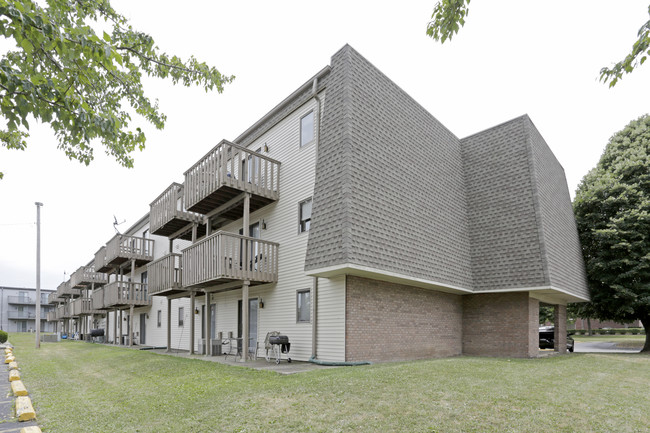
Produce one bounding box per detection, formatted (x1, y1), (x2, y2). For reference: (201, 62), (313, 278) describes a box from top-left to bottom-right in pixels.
(92, 287), (106, 310)
(72, 298), (96, 316)
(95, 235), (155, 272)
(184, 140), (280, 215)
(182, 231), (279, 289)
(70, 266), (108, 288)
(147, 253), (183, 296)
(47, 311), (57, 321)
(150, 183), (203, 238)
(48, 292), (62, 304)
(57, 280), (81, 298)
(56, 304), (70, 319)
(100, 281), (151, 308)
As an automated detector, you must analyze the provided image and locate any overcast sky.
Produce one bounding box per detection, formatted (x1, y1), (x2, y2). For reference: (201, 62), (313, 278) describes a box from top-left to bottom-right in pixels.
(1, 0), (649, 290)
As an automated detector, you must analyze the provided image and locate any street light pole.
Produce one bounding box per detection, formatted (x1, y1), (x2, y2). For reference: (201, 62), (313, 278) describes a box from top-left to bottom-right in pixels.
(35, 202), (43, 349)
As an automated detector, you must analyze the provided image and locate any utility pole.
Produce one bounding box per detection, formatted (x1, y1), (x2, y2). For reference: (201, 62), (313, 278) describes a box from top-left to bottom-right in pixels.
(35, 202), (43, 349)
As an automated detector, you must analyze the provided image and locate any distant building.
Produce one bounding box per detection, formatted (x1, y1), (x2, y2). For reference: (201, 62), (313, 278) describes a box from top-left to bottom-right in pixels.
(0, 286), (56, 333)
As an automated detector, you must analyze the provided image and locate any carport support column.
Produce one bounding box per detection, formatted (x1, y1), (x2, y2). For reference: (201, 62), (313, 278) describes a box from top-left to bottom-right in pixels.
(204, 291), (211, 356)
(166, 297), (172, 352)
(554, 305), (567, 353)
(190, 291), (195, 354)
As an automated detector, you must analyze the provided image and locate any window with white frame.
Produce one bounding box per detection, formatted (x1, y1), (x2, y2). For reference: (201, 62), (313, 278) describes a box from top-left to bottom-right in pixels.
(300, 111), (314, 147)
(178, 307), (184, 327)
(297, 289), (311, 323)
(299, 198), (312, 233)
(157, 310), (162, 328)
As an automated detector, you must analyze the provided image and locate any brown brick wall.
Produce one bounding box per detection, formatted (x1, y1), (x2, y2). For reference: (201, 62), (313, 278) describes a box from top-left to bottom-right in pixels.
(462, 292), (539, 357)
(345, 276), (463, 362)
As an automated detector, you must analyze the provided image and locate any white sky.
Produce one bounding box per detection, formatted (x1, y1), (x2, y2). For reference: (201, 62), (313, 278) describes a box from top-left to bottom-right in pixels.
(1, 0), (649, 290)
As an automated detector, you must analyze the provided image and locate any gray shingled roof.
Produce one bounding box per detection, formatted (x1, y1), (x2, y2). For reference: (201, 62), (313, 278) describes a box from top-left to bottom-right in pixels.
(303, 45), (588, 301)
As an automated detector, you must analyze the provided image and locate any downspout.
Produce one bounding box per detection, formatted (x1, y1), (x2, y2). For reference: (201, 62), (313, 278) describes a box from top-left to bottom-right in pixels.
(311, 77), (321, 360)
(307, 78), (371, 368)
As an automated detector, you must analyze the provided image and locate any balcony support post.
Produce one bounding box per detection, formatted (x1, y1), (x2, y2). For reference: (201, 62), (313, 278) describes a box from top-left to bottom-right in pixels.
(241, 192), (251, 362)
(242, 282), (249, 362)
(204, 291), (211, 356)
(130, 259), (135, 348)
(166, 298), (172, 353)
(192, 224), (198, 243)
(190, 291), (195, 354)
(118, 309), (123, 346)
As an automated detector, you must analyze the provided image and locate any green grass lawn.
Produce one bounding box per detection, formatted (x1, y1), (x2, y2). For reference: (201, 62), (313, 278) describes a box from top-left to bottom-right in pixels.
(10, 333), (650, 433)
(573, 334), (646, 349)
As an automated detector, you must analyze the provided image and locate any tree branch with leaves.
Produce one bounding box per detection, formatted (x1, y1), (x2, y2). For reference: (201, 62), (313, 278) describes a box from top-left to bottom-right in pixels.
(426, 1), (650, 88)
(0, 0), (234, 179)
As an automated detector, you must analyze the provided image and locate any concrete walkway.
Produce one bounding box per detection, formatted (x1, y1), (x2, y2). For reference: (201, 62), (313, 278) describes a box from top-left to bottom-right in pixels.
(574, 341), (641, 353)
(144, 347), (341, 374)
(0, 344), (39, 432)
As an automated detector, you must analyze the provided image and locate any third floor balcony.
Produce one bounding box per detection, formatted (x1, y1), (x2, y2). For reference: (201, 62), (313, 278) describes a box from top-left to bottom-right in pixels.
(149, 183), (205, 240)
(184, 140), (280, 217)
(95, 235), (155, 273)
(70, 266), (108, 288)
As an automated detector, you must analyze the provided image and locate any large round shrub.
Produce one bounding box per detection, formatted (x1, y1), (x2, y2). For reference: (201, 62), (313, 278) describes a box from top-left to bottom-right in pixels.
(0, 330), (8, 344)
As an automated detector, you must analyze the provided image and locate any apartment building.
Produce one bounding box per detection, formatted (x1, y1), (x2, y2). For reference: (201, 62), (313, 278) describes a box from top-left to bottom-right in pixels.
(49, 45), (589, 362)
(0, 286), (56, 333)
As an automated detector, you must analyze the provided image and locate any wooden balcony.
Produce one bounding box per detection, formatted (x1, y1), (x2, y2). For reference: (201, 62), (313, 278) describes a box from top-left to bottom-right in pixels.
(95, 235), (155, 273)
(147, 253), (184, 296)
(92, 282), (151, 309)
(70, 266), (108, 288)
(57, 280), (81, 298)
(56, 304), (70, 319)
(71, 298), (99, 316)
(150, 183), (205, 240)
(48, 292), (62, 304)
(47, 311), (57, 321)
(182, 231), (278, 289)
(184, 140), (280, 216)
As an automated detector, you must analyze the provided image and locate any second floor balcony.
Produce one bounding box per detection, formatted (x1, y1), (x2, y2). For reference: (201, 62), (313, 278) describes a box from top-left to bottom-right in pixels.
(147, 253), (183, 296)
(70, 266), (108, 288)
(47, 311), (57, 322)
(150, 183), (205, 240)
(182, 231), (279, 289)
(56, 304), (70, 320)
(8, 309), (50, 320)
(92, 282), (151, 310)
(184, 140), (280, 216)
(71, 298), (98, 316)
(95, 235), (155, 273)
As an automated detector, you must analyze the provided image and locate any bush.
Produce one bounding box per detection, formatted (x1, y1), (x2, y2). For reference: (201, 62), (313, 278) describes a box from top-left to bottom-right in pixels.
(0, 330), (8, 343)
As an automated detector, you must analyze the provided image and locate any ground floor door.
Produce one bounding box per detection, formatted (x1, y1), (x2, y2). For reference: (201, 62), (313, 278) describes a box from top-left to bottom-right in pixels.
(140, 313), (146, 345)
(238, 298), (259, 352)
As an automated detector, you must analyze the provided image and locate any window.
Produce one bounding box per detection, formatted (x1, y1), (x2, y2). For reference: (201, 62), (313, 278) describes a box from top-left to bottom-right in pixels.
(299, 198), (312, 233)
(300, 111), (314, 147)
(157, 310), (162, 328)
(297, 289), (311, 323)
(178, 307), (184, 327)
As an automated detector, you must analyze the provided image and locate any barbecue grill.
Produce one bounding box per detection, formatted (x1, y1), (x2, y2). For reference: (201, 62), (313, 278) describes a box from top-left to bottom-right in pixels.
(264, 331), (291, 364)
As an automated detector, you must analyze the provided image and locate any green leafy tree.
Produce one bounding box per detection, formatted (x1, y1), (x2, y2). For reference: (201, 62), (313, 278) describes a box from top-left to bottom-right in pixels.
(0, 0), (233, 179)
(425, 1), (650, 87)
(573, 115), (650, 352)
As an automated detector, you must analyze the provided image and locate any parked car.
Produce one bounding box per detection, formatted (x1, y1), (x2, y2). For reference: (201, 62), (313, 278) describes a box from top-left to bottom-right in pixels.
(539, 327), (574, 352)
